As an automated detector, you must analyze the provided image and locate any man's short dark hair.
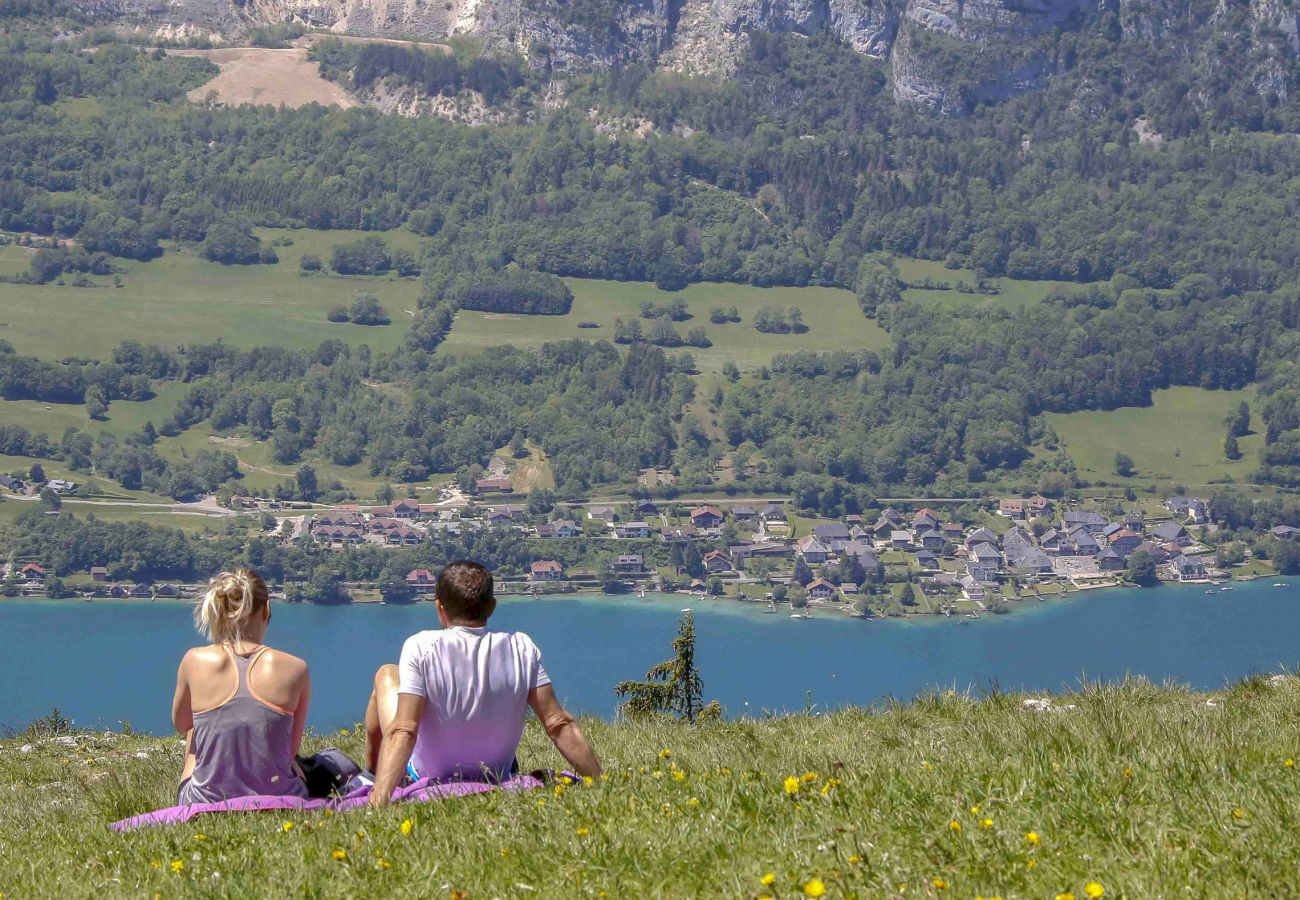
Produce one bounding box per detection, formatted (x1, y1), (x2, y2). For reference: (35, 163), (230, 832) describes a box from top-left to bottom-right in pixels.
(437, 560), (496, 623)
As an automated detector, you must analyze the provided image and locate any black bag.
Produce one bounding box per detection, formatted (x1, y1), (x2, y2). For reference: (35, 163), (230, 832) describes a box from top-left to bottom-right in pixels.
(296, 748), (363, 798)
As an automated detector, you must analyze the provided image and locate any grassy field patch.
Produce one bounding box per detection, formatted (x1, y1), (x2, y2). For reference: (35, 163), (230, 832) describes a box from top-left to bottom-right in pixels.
(897, 257), (1080, 309)
(442, 279), (889, 374)
(1046, 386), (1263, 490)
(0, 231), (423, 359)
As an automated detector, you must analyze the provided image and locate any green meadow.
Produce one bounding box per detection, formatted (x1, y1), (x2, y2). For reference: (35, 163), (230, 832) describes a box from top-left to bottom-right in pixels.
(0, 229), (423, 360)
(3, 678), (1300, 897)
(896, 257), (1079, 310)
(442, 279), (890, 374)
(1046, 386), (1264, 491)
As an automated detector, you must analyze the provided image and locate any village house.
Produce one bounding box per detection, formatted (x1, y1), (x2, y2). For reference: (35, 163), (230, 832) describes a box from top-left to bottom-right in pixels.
(1068, 526), (1101, 556)
(915, 549), (939, 570)
(614, 521), (652, 539)
(966, 543), (1002, 582)
(690, 506), (725, 529)
(1028, 494), (1053, 517)
(731, 506), (757, 522)
(1108, 529), (1144, 556)
(1097, 547), (1127, 571)
(108, 584), (129, 598)
(890, 530), (914, 550)
(530, 560), (564, 582)
(89, 566), (108, 582)
(47, 479), (76, 493)
(662, 525), (699, 542)
(1150, 521), (1191, 547)
(918, 529), (946, 551)
(635, 499), (660, 517)
(704, 550), (731, 574)
(588, 506), (618, 524)
(761, 504), (789, 526)
(538, 519), (580, 539)
(485, 508), (517, 526)
(1271, 525), (1300, 540)
(998, 498), (1026, 519)
(1134, 540), (1170, 564)
(392, 499), (421, 519)
(475, 476), (513, 494)
(960, 574), (986, 601)
(729, 541), (789, 561)
(612, 555), (646, 575)
(154, 584), (179, 598)
(965, 527), (998, 549)
(841, 581), (860, 594)
(797, 535), (831, 564)
(1006, 544), (1054, 576)
(385, 527), (423, 546)
(814, 523), (852, 543)
(1165, 497), (1210, 524)
(806, 578), (837, 600)
(20, 563), (45, 581)
(130, 583), (151, 598)
(406, 569), (436, 587)
(0, 475), (24, 492)
(941, 523), (964, 543)
(1039, 528), (1068, 555)
(835, 540), (877, 562)
(1062, 510), (1109, 534)
(1172, 554), (1208, 581)
(912, 508), (940, 530)
(1101, 522), (1124, 541)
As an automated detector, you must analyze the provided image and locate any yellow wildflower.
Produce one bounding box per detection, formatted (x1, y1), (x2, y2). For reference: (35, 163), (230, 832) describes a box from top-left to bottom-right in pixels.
(331, 849), (347, 862)
(150, 860), (162, 869)
(583, 776), (594, 785)
(400, 818), (414, 835)
(802, 772), (819, 783)
(194, 833), (206, 842)
(659, 748), (672, 759)
(536, 798), (546, 807)
(1025, 831), (1040, 846)
(339, 728), (350, 737)
(1084, 883), (1105, 899)
(376, 858), (391, 870)
(761, 873), (777, 886)
(672, 768), (686, 781)
(784, 776), (801, 795)
(848, 855), (862, 865)
(281, 821), (294, 833)
(576, 828), (590, 837)
(1027, 860), (1038, 870)
(500, 848), (509, 857)
(1055, 893), (1075, 900)
(932, 877), (949, 890)
(948, 819), (962, 833)
(803, 878), (826, 897)
(1286, 759), (1295, 769)
(979, 817), (994, 829)
(687, 797), (700, 806)
(1123, 767), (1133, 778)
(170, 860), (184, 874)
(969, 805), (980, 815)
(354, 829), (366, 839)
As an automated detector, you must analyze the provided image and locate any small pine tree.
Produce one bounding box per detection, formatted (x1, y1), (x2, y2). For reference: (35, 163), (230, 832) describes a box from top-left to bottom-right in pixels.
(1224, 431), (1242, 460)
(615, 611), (721, 722)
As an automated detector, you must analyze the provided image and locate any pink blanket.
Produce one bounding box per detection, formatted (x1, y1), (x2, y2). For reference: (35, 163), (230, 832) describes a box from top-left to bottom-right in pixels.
(111, 774), (550, 832)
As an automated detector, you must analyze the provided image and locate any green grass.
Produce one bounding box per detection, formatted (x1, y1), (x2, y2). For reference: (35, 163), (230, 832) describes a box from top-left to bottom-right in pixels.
(1046, 386), (1263, 491)
(4, 678), (1300, 896)
(0, 229), (424, 359)
(442, 279), (889, 374)
(896, 257), (1078, 310)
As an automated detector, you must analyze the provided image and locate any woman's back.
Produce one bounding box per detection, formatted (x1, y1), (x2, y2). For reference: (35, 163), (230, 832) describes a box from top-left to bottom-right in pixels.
(178, 644), (308, 804)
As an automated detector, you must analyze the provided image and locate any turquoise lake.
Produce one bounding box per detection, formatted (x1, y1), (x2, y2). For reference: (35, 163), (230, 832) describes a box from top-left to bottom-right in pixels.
(1, 580), (1297, 735)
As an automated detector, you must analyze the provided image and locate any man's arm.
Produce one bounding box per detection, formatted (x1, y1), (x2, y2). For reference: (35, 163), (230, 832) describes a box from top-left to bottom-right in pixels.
(528, 684), (601, 778)
(368, 692), (425, 808)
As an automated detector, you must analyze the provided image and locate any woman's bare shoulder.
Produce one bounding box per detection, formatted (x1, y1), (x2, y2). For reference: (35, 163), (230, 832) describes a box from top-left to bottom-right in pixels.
(263, 647), (309, 674)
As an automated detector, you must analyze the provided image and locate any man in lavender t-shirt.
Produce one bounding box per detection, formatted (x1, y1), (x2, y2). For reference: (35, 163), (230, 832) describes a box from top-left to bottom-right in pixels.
(366, 560), (601, 806)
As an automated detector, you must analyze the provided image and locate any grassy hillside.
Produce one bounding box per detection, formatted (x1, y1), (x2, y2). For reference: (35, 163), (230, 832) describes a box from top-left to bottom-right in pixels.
(441, 279), (889, 374)
(3, 678), (1299, 897)
(1046, 386), (1264, 492)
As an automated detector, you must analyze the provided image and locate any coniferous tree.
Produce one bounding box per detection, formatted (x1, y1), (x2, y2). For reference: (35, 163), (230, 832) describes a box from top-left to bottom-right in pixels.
(614, 611), (721, 722)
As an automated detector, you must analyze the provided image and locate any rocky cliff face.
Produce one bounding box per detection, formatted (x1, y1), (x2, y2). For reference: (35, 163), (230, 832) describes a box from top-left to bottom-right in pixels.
(72, 0), (1300, 112)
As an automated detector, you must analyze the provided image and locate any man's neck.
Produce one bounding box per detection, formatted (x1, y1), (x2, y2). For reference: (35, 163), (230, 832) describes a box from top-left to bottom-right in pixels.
(446, 619), (487, 629)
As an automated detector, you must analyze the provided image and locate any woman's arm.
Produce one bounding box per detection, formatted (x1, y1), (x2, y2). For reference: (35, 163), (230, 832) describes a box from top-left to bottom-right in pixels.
(172, 653), (193, 734)
(291, 667), (311, 757)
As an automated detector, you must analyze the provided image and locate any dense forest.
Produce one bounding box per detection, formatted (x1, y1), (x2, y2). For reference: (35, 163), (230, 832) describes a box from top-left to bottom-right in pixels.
(1, 12), (1300, 503)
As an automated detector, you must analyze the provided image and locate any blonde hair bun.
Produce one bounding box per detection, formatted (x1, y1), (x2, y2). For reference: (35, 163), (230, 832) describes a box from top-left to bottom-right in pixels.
(194, 567), (270, 645)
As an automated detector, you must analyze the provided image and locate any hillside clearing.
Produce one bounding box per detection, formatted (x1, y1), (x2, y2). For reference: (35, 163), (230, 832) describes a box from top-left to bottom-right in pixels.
(175, 47), (358, 108)
(2, 678), (1299, 897)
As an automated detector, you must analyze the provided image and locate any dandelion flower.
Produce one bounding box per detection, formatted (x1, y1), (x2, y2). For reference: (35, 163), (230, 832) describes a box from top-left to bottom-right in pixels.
(1123, 767), (1133, 778)
(331, 849), (347, 862)
(784, 776), (801, 795)
(170, 860), (184, 874)
(576, 828), (590, 837)
(1025, 831), (1040, 846)
(500, 848), (509, 857)
(1055, 892), (1074, 900)
(761, 873), (777, 886)
(194, 833), (206, 842)
(583, 776), (594, 785)
(659, 748), (672, 759)
(1286, 759), (1295, 769)
(932, 877), (949, 890)
(339, 728), (350, 737)
(979, 818), (994, 829)
(376, 858), (391, 870)
(687, 797), (700, 807)
(672, 769), (686, 782)
(1084, 883), (1105, 899)
(400, 819), (413, 835)
(803, 878), (826, 897)
(802, 772), (819, 783)
(1233, 808), (1247, 820)
(848, 855), (862, 865)
(1026, 859), (1038, 870)
(948, 819), (962, 833)
(969, 805), (980, 815)
(150, 861), (162, 870)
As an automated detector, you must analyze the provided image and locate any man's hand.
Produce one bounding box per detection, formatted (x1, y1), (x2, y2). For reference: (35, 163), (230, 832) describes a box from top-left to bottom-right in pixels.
(369, 693), (425, 808)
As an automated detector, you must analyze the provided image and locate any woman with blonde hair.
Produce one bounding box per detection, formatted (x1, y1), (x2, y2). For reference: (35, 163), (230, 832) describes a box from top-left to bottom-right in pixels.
(172, 568), (311, 804)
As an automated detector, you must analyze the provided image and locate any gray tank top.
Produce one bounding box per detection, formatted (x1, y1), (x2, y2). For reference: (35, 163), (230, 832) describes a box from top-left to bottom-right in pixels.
(178, 646), (307, 805)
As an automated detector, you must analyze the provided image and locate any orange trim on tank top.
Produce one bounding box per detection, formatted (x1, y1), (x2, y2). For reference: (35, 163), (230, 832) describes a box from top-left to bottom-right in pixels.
(244, 646), (297, 717)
